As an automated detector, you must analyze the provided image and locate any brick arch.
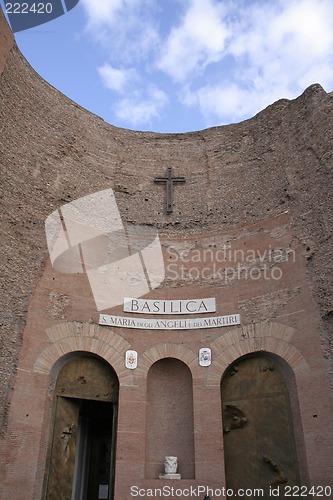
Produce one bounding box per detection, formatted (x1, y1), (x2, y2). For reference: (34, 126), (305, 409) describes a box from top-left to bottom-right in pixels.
(33, 322), (133, 385)
(137, 343), (199, 377)
(207, 321), (309, 385)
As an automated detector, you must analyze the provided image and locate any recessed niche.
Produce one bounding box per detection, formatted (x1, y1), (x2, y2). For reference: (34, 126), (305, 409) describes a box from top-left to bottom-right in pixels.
(145, 358), (195, 479)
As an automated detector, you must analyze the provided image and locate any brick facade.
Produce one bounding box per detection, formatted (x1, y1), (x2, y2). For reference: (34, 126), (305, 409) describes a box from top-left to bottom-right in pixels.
(1, 9), (333, 499)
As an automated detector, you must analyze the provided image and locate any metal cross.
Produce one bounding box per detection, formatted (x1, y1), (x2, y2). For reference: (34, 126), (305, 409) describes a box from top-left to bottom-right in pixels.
(154, 167), (186, 214)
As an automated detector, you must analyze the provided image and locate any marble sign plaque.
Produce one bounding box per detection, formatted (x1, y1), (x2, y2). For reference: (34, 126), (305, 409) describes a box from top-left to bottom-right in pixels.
(99, 313), (240, 330)
(123, 297), (216, 315)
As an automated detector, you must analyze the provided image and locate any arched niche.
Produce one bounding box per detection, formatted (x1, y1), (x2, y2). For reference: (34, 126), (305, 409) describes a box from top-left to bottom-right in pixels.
(145, 358), (195, 479)
(44, 354), (119, 500)
(221, 352), (302, 499)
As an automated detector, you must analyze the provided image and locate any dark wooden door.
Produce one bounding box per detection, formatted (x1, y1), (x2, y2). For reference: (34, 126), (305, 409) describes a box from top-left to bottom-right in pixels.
(46, 396), (80, 500)
(221, 354), (300, 499)
(44, 356), (119, 500)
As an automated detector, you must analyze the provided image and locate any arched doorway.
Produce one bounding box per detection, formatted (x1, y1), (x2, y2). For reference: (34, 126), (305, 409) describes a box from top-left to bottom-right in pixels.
(145, 358), (195, 479)
(44, 355), (119, 500)
(221, 353), (300, 499)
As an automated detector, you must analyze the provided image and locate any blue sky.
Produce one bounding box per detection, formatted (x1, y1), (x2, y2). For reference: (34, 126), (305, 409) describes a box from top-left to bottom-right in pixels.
(3, 0), (333, 133)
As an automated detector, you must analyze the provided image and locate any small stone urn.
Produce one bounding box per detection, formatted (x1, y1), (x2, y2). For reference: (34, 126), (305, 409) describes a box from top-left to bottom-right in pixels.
(159, 456), (181, 479)
(165, 456), (178, 474)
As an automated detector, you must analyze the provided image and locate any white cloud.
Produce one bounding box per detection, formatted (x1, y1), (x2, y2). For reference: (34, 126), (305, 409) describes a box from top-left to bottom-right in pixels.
(182, 84), (256, 126)
(80, 0), (333, 130)
(81, 0), (164, 129)
(157, 0), (230, 81)
(114, 85), (169, 128)
(98, 64), (138, 94)
(80, 0), (159, 62)
(231, 0), (333, 65)
(181, 0), (333, 126)
(80, 0), (129, 27)
(270, 0), (333, 56)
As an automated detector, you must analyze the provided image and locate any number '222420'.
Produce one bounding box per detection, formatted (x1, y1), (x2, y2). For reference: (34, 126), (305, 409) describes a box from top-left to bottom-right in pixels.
(5, 3), (53, 14)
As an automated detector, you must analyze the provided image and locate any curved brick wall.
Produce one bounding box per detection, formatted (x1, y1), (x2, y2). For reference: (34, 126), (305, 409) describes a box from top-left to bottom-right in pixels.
(0, 8), (13, 75)
(0, 6), (332, 438)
